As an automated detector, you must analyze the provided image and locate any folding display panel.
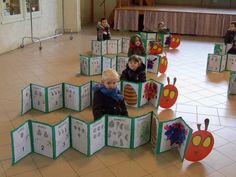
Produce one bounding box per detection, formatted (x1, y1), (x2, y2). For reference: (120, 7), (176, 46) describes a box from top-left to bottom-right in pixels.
(92, 40), (107, 56)
(214, 43), (226, 55)
(12, 112), (192, 164)
(80, 55), (102, 76)
(102, 55), (117, 72)
(226, 54), (236, 72)
(151, 116), (193, 161)
(21, 82), (91, 115)
(121, 79), (163, 108)
(228, 71), (236, 96)
(146, 55), (161, 74)
(107, 39), (122, 55)
(206, 54), (227, 72)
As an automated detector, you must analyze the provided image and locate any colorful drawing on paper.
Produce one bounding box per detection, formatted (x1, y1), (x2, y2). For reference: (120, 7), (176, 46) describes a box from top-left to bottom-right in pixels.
(124, 84), (138, 106)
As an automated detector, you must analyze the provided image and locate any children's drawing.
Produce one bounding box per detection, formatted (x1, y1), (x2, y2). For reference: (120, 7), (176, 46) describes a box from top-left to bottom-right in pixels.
(71, 118), (88, 155)
(64, 84), (80, 111)
(123, 83), (138, 107)
(207, 54), (227, 72)
(116, 56), (129, 74)
(185, 119), (214, 162)
(164, 122), (187, 147)
(21, 85), (32, 115)
(122, 38), (130, 53)
(133, 113), (152, 148)
(89, 116), (105, 155)
(102, 57), (111, 71)
(80, 56), (89, 75)
(140, 80), (162, 108)
(31, 84), (46, 112)
(159, 119), (188, 153)
(48, 84), (63, 112)
(80, 83), (91, 111)
(160, 77), (178, 109)
(92, 40), (107, 56)
(226, 54), (236, 71)
(107, 116), (131, 148)
(32, 122), (53, 158)
(12, 121), (32, 164)
(90, 57), (102, 75)
(107, 40), (118, 54)
(147, 55), (159, 73)
(55, 117), (70, 157)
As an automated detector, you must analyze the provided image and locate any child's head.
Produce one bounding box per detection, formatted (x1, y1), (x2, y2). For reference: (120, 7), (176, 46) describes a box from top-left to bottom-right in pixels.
(128, 55), (142, 71)
(101, 69), (119, 90)
(229, 21), (236, 31)
(130, 34), (143, 47)
(158, 22), (165, 29)
(101, 18), (108, 27)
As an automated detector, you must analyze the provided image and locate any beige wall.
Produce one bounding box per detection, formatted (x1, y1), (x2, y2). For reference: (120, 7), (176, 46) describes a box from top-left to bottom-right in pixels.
(64, 0), (81, 32)
(93, 0), (116, 23)
(81, 0), (91, 25)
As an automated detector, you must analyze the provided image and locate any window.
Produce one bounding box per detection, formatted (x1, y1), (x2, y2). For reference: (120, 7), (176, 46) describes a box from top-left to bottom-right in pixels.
(1, 0), (42, 24)
(1, 0), (24, 24)
(25, 0), (42, 18)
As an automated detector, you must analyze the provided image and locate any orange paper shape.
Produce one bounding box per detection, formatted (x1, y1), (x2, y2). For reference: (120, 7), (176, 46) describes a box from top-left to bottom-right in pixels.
(170, 35), (181, 49)
(160, 77), (178, 109)
(185, 119), (214, 162)
(159, 53), (168, 73)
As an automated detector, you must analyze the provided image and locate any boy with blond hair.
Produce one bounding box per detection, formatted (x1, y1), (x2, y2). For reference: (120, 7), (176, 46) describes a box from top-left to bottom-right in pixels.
(92, 69), (128, 120)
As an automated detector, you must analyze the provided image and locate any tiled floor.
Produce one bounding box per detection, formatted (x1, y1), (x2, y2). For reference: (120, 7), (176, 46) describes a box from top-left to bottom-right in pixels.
(0, 25), (236, 177)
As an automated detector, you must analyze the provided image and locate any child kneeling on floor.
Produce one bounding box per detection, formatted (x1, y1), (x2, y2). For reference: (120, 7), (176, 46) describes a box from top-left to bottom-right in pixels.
(120, 55), (146, 82)
(93, 69), (128, 120)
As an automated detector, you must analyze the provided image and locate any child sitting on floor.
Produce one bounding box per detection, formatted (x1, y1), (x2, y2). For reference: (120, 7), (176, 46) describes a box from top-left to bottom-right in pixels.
(128, 34), (146, 57)
(120, 55), (146, 82)
(224, 21), (236, 45)
(96, 17), (111, 41)
(93, 69), (128, 120)
(227, 38), (236, 55)
(157, 21), (170, 34)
